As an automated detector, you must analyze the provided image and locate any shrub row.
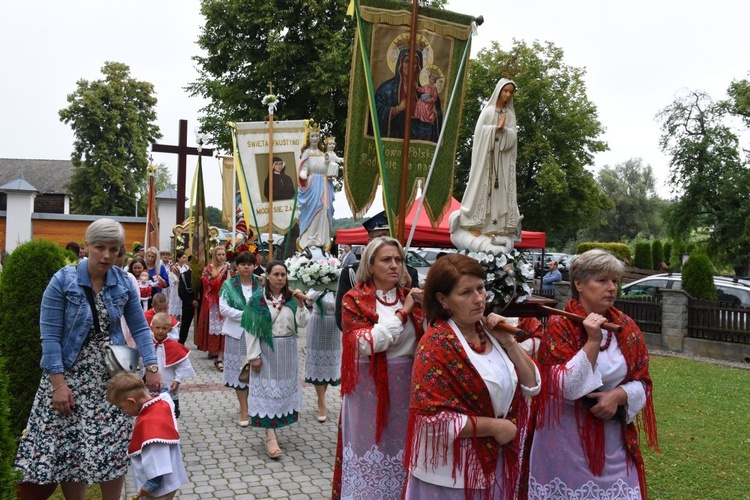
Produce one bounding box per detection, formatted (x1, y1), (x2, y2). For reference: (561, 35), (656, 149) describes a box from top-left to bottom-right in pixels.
(575, 242), (631, 262)
(0, 240), (69, 492)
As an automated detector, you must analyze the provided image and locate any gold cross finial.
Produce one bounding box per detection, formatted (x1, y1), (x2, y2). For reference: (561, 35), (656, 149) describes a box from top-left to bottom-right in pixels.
(267, 82), (275, 94)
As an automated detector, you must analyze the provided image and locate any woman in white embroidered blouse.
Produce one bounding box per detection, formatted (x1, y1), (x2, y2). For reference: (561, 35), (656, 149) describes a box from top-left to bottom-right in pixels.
(404, 253), (540, 498)
(242, 260), (309, 459)
(333, 237), (424, 500)
(219, 251), (259, 428)
(526, 249), (659, 499)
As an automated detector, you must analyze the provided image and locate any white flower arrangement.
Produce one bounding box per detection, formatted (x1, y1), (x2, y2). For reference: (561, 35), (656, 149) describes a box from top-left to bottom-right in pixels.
(460, 249), (532, 310)
(285, 252), (341, 287)
(262, 94), (279, 115)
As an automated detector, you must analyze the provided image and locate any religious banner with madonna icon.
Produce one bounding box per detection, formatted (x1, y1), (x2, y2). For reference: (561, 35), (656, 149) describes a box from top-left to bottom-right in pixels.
(344, 0), (473, 228)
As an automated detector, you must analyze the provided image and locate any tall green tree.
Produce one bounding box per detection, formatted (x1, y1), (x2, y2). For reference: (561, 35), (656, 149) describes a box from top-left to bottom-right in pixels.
(586, 158), (666, 242)
(657, 89), (750, 275)
(135, 163), (176, 217)
(188, 0), (354, 153)
(59, 62), (161, 215)
(455, 40), (610, 247)
(727, 76), (750, 126)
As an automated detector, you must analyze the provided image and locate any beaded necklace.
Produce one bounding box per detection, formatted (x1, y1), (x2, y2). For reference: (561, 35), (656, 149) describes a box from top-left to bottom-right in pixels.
(599, 330), (614, 351)
(269, 294), (285, 312)
(465, 323), (488, 354)
(375, 289), (399, 307)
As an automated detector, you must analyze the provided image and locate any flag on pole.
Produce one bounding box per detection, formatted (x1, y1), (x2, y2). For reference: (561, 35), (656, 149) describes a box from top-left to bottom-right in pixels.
(343, 0), (473, 226)
(144, 165), (159, 249)
(221, 156), (235, 229)
(191, 156), (210, 291)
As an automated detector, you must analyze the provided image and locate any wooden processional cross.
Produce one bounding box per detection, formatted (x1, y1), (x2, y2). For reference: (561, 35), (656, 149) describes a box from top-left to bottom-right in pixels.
(152, 119), (215, 226)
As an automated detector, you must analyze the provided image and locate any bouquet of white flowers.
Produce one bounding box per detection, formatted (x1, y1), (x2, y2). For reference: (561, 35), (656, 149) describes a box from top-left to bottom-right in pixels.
(460, 249), (532, 310)
(285, 252), (341, 289)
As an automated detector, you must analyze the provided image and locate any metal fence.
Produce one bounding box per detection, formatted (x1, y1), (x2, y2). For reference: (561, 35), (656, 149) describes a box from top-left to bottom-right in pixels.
(533, 288), (556, 328)
(614, 297), (663, 334)
(687, 299), (750, 343)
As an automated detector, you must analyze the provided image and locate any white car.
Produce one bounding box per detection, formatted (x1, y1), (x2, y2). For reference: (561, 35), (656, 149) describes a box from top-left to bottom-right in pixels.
(622, 273), (750, 307)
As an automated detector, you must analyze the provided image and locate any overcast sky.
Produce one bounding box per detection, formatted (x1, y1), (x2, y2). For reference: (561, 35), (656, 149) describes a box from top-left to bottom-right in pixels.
(2, 0), (748, 221)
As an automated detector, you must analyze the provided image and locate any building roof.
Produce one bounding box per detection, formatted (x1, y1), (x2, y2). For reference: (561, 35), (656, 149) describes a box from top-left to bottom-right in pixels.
(0, 178), (37, 192)
(0, 159), (73, 195)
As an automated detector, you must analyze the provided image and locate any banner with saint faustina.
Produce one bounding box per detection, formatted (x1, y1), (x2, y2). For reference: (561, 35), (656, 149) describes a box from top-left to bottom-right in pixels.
(231, 120), (304, 236)
(344, 0), (473, 227)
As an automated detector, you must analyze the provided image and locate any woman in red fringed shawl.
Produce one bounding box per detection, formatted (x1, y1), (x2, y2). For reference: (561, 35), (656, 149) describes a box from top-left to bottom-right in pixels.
(195, 246), (232, 371)
(403, 254), (540, 500)
(526, 249), (659, 499)
(331, 236), (424, 500)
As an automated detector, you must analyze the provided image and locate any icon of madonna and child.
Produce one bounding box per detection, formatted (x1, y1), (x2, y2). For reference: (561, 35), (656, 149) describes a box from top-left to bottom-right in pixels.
(369, 34), (445, 143)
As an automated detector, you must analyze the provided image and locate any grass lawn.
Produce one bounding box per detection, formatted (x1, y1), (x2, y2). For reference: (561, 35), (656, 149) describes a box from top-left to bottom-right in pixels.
(47, 355), (749, 500)
(643, 355), (750, 499)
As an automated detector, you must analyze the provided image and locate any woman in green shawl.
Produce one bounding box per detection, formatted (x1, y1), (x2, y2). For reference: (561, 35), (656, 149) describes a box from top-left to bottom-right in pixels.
(242, 260), (310, 459)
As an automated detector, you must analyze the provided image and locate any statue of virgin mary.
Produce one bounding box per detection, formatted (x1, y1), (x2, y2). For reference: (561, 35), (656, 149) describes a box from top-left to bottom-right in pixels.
(450, 78), (522, 253)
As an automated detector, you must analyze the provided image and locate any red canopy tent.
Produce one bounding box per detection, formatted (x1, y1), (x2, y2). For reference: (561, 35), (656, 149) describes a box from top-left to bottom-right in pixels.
(335, 197), (546, 249)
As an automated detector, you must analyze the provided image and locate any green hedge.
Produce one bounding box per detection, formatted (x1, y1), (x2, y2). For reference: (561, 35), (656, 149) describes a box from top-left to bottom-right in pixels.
(0, 360), (20, 500)
(634, 242), (653, 270)
(682, 254), (717, 300)
(576, 242), (631, 262)
(0, 240), (68, 440)
(0, 360), (19, 497)
(651, 240), (664, 270)
(663, 241), (672, 268)
(669, 240), (686, 272)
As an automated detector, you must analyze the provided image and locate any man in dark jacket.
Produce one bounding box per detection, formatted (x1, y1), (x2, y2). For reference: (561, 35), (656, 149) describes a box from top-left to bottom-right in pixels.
(177, 260), (197, 345)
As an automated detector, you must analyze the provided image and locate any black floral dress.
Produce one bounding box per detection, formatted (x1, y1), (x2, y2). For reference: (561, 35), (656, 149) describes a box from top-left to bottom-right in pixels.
(15, 291), (134, 484)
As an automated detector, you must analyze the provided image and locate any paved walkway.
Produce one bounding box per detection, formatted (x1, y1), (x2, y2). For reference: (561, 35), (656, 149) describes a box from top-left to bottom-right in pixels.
(123, 325), (340, 499)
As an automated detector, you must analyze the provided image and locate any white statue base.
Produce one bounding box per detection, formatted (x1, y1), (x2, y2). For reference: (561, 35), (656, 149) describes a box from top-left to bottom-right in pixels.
(449, 211), (515, 254)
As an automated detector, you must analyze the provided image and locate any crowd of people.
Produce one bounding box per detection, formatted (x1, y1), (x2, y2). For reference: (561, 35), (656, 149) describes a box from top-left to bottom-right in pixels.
(14, 217), (659, 499)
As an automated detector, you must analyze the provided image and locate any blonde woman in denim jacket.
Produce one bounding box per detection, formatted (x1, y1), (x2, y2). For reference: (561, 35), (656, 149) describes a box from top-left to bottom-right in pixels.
(15, 219), (162, 500)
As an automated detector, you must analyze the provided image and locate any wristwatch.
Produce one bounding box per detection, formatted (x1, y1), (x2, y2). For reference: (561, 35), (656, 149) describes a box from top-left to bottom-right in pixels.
(145, 364), (159, 373)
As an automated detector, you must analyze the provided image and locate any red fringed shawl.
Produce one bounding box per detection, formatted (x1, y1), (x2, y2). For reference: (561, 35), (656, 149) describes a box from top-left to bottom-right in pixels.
(403, 319), (529, 500)
(534, 299), (659, 498)
(516, 317), (544, 343)
(196, 264), (231, 337)
(340, 281), (424, 443)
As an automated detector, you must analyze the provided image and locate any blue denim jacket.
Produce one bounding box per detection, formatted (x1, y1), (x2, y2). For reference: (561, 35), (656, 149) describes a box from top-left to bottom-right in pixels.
(40, 261), (157, 375)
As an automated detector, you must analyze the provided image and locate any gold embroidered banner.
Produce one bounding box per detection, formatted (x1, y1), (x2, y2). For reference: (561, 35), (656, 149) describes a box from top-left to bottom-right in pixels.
(343, 0), (473, 227)
(232, 120), (305, 235)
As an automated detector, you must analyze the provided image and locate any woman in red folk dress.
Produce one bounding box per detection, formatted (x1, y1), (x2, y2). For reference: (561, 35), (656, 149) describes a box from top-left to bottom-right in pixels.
(525, 249), (659, 499)
(331, 236), (424, 500)
(195, 246), (232, 371)
(403, 254), (540, 500)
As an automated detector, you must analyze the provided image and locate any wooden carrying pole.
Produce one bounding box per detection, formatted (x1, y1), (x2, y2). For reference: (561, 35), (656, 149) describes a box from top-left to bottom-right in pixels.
(267, 82), (275, 260)
(538, 305), (623, 333)
(397, 0), (420, 244)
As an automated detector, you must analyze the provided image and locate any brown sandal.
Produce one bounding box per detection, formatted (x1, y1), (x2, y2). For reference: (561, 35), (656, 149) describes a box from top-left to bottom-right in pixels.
(265, 435), (282, 459)
(214, 360), (224, 372)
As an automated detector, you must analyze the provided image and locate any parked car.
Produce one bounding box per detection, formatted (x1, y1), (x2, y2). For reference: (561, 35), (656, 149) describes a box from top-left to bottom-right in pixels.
(405, 250), (431, 287)
(621, 273), (750, 307)
(417, 248), (456, 265)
